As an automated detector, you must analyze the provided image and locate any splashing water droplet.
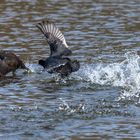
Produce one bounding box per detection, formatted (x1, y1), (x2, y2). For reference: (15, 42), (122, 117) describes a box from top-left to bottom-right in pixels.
(76, 51), (140, 99)
(25, 63), (43, 73)
(59, 98), (85, 113)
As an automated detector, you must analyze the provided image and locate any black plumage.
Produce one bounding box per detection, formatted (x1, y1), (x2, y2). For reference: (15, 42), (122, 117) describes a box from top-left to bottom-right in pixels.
(36, 20), (80, 77)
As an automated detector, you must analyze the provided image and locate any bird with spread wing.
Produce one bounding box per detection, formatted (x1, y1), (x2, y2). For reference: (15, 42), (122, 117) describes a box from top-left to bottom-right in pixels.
(36, 20), (80, 77)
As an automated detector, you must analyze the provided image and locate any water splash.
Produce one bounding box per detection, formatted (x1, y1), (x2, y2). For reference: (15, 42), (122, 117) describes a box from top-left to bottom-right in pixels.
(76, 51), (140, 99)
(59, 98), (85, 114)
(24, 51), (140, 100)
(25, 63), (43, 73)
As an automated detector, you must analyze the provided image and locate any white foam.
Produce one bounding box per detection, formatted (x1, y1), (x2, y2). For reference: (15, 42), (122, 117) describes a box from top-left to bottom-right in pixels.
(25, 63), (43, 73)
(76, 51), (140, 99)
(59, 98), (85, 113)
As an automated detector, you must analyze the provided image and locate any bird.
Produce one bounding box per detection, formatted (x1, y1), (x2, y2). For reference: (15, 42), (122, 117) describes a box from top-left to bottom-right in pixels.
(36, 20), (80, 77)
(0, 51), (29, 77)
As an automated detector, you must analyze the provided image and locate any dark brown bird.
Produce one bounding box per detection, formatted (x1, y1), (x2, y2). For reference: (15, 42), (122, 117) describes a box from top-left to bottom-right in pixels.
(0, 51), (28, 77)
(36, 20), (80, 77)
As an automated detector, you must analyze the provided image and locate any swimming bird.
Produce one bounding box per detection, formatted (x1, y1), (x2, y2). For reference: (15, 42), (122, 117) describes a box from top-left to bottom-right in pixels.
(0, 51), (29, 77)
(36, 20), (80, 77)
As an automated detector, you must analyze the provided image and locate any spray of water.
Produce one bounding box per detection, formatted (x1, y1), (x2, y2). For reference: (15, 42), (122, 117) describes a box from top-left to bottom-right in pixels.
(76, 51), (140, 99)
(59, 98), (85, 114)
(25, 51), (140, 100)
(25, 63), (43, 73)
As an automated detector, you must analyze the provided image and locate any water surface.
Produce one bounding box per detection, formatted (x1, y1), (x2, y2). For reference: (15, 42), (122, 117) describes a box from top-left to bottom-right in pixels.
(0, 0), (140, 139)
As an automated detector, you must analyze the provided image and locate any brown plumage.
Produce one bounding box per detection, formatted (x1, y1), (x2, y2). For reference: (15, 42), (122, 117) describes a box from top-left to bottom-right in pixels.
(0, 51), (28, 77)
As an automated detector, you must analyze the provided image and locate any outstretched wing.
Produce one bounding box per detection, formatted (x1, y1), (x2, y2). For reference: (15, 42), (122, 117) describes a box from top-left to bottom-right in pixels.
(36, 20), (72, 57)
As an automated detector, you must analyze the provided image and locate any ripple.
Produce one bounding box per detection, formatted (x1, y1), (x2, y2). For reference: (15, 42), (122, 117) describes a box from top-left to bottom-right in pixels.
(0, 0), (140, 139)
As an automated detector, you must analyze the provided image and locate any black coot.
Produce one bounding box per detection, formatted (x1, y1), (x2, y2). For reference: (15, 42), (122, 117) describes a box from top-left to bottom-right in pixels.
(36, 20), (80, 77)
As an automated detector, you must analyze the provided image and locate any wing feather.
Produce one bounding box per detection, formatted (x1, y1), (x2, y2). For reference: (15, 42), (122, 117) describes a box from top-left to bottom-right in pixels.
(36, 20), (69, 48)
(36, 20), (71, 56)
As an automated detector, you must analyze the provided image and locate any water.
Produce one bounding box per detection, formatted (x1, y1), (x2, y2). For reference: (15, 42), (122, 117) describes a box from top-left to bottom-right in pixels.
(0, 0), (140, 139)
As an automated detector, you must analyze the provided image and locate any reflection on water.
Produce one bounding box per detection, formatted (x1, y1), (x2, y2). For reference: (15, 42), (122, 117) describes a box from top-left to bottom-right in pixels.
(0, 0), (140, 139)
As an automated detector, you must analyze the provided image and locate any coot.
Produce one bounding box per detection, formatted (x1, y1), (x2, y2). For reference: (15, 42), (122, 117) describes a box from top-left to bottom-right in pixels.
(36, 20), (80, 77)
